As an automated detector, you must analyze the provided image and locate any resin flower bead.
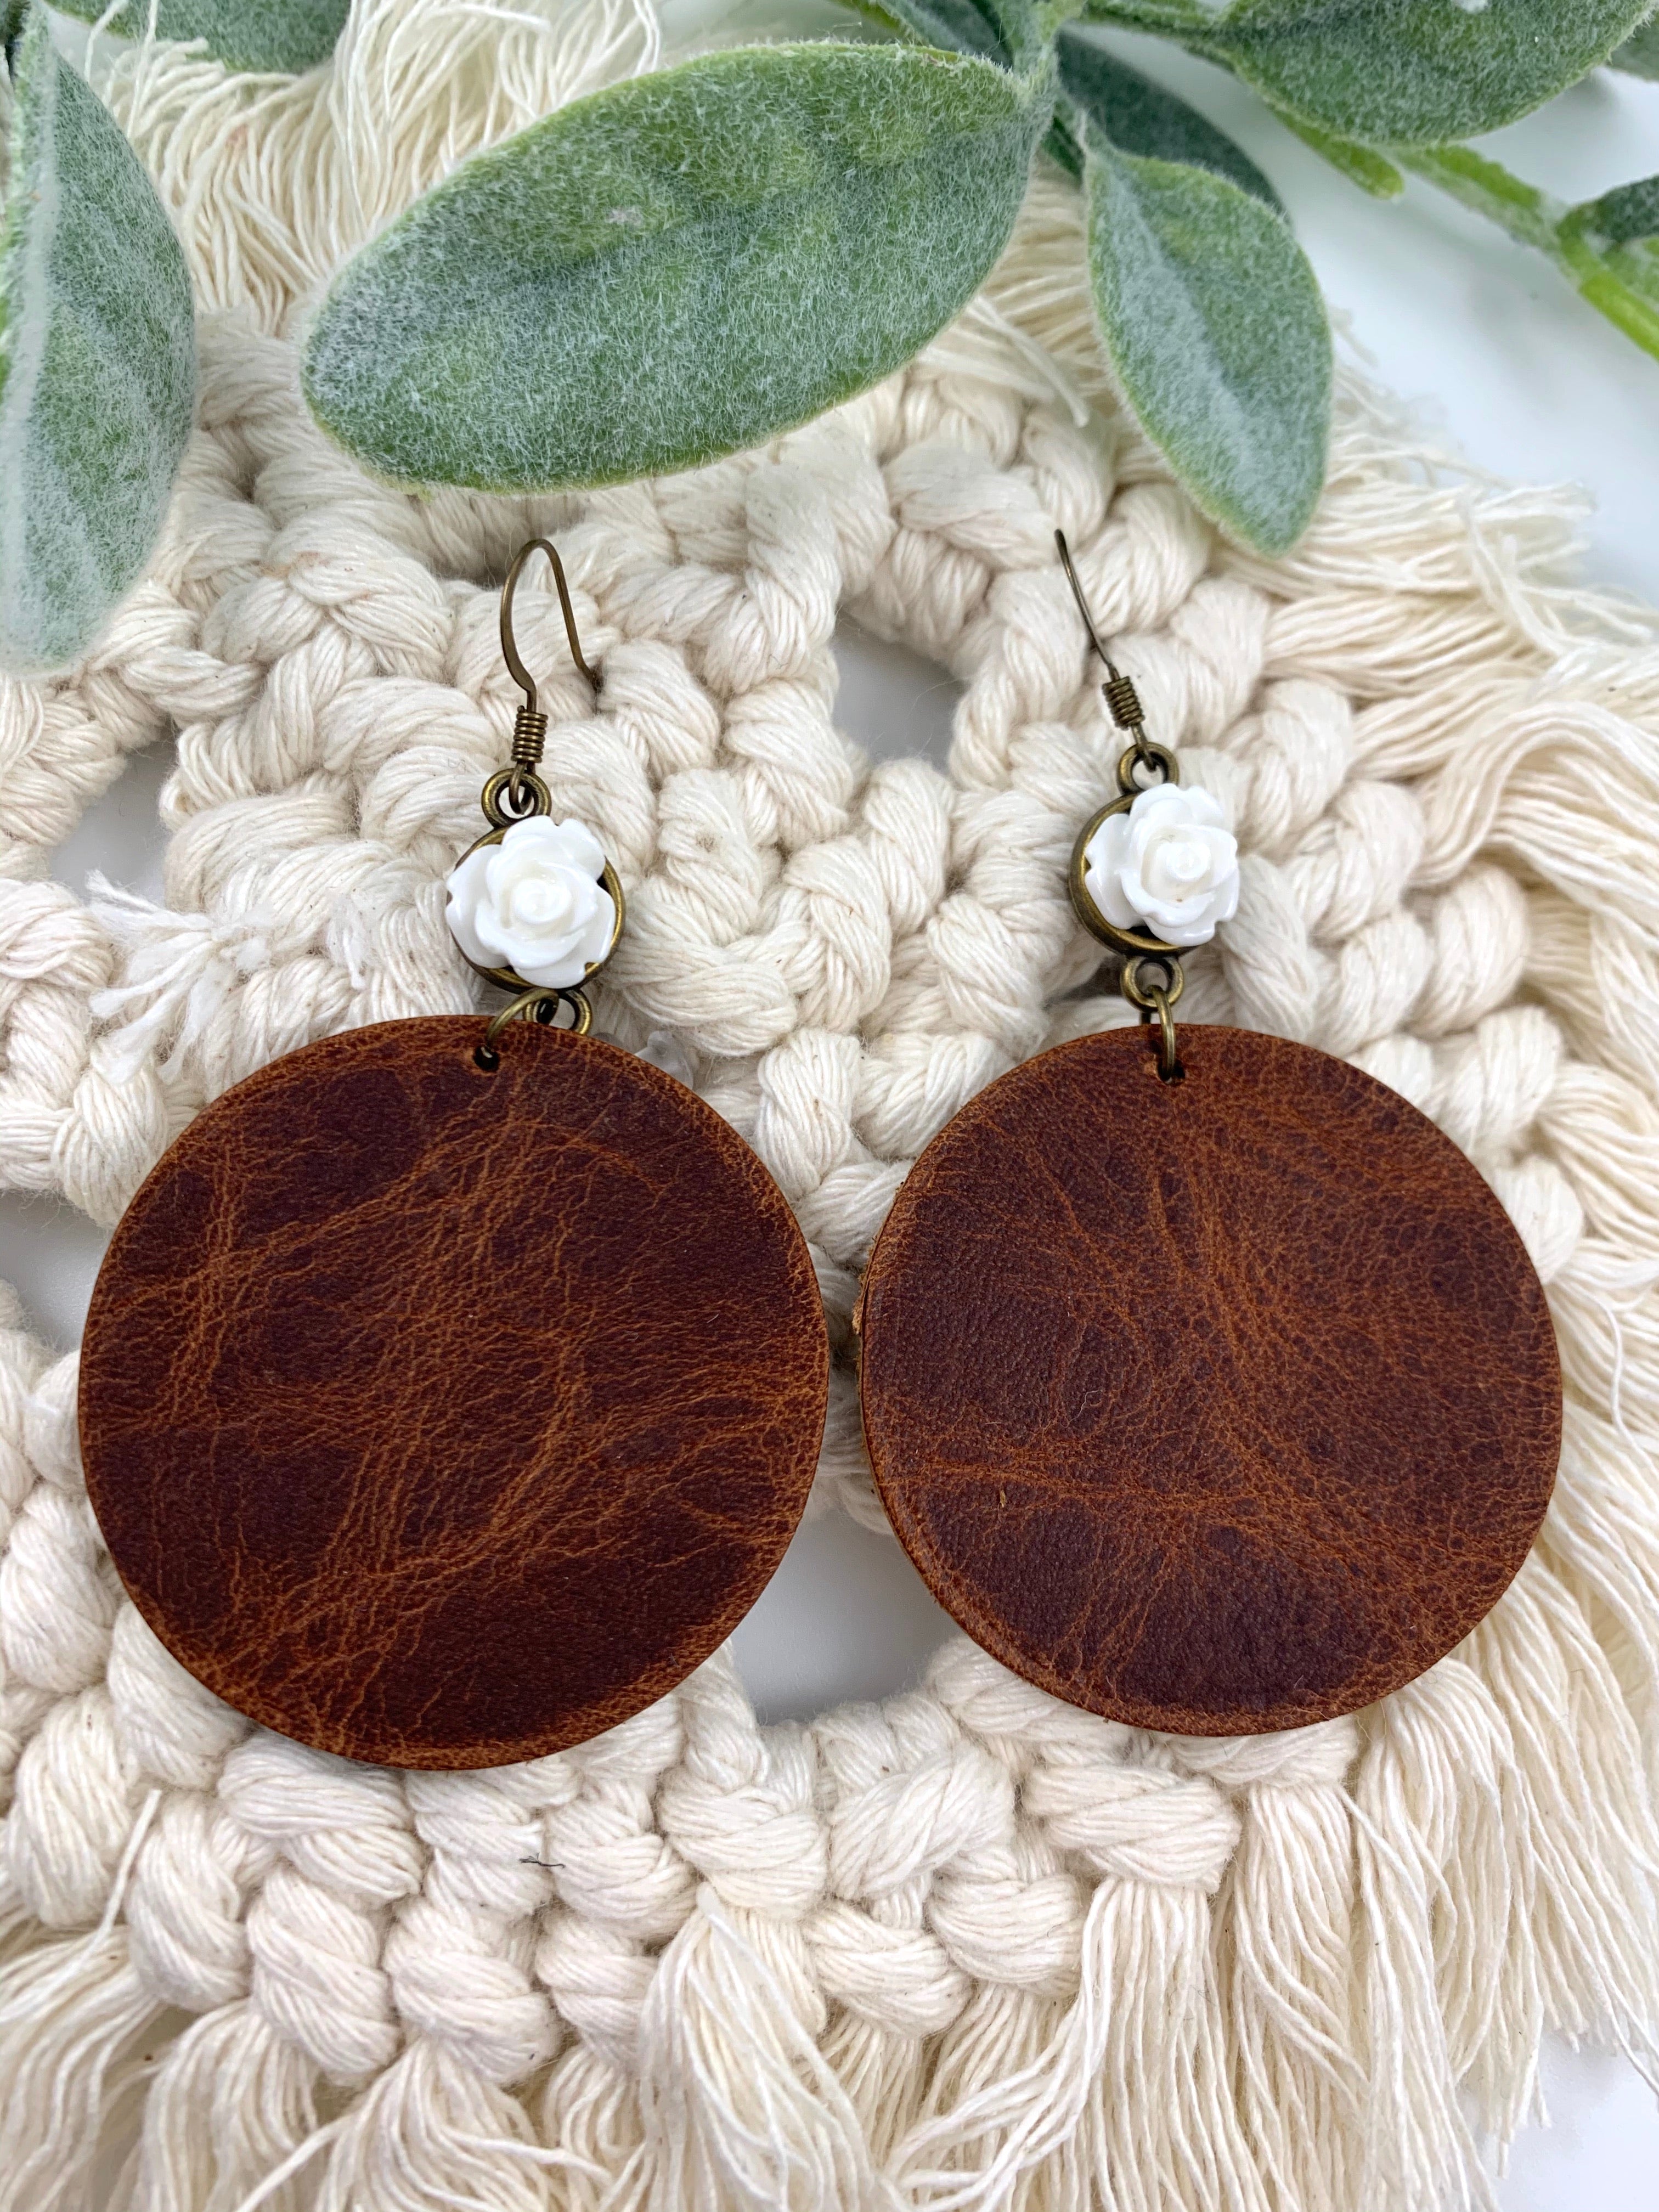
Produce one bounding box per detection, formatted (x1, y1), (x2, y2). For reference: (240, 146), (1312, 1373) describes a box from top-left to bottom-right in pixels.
(446, 816), (615, 986)
(1082, 783), (1240, 949)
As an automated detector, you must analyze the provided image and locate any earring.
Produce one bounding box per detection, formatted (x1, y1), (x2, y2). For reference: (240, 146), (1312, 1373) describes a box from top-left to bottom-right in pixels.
(856, 532), (1560, 1737)
(80, 541), (828, 1771)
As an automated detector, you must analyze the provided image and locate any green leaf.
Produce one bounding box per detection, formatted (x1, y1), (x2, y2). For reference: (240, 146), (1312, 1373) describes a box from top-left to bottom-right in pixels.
(303, 43), (1046, 493)
(1608, 16), (1659, 77)
(1209, 0), (1653, 146)
(843, 0), (1015, 65)
(849, 0), (1065, 76)
(1270, 109), (1403, 199)
(850, 0), (1079, 112)
(53, 0), (348, 75)
(0, 12), (195, 672)
(1080, 0), (1222, 29)
(1081, 118), (1330, 550)
(1057, 27), (1280, 206)
(1578, 174), (1659, 248)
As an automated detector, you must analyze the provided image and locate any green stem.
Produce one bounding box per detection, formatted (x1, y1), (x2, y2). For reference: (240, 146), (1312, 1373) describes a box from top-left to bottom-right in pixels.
(1398, 144), (1659, 363)
(1273, 109), (1402, 200)
(1395, 145), (1558, 254)
(1561, 244), (1659, 356)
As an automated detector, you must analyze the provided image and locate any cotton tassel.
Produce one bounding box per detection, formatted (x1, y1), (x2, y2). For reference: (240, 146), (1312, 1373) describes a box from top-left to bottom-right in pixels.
(894, 1877), (1232, 2212)
(0, 1762), (165, 2212)
(914, 1985), (1071, 2212)
(1468, 1558), (1659, 2070)
(1175, 1723), (1362, 2212)
(1076, 1869), (1263, 2212)
(314, 2037), (554, 2212)
(1542, 1404), (1659, 1753)
(1361, 1664), (1543, 2150)
(0, 1927), (165, 2212)
(125, 2002), (322, 2212)
(631, 1886), (886, 2212)
(891, 1761), (1250, 2212)
(819, 2006), (931, 2168)
(910, 1649), (1112, 2212)
(910, 1819), (1085, 2212)
(1348, 1769), (1486, 2212)
(920, 1985), (1059, 2123)
(535, 2042), (645, 2212)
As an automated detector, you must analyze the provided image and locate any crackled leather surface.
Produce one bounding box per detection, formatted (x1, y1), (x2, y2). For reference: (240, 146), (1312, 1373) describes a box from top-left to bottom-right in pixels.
(860, 1024), (1561, 1735)
(81, 1019), (827, 1769)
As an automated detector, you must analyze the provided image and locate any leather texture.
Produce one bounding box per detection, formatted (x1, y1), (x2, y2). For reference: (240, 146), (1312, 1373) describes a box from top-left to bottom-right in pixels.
(81, 1018), (828, 1770)
(859, 1023), (1561, 1735)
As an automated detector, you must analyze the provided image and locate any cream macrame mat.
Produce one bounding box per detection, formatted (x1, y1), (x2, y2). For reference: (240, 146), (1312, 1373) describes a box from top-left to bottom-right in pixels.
(4, 5), (1659, 2209)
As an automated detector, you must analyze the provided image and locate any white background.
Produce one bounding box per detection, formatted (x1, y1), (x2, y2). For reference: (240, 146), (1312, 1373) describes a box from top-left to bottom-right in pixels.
(8, 21), (1659, 2204)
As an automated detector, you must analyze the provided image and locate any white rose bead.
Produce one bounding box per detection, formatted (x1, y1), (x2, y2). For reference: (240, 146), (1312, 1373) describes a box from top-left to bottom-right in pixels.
(1082, 783), (1240, 949)
(446, 816), (616, 988)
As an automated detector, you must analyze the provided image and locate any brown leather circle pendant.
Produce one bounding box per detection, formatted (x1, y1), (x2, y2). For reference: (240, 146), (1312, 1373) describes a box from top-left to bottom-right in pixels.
(860, 1024), (1560, 1736)
(81, 1019), (827, 1769)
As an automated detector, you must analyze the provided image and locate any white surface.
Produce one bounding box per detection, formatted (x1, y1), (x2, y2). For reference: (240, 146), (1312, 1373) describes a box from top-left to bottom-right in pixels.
(3, 42), (1657, 2200)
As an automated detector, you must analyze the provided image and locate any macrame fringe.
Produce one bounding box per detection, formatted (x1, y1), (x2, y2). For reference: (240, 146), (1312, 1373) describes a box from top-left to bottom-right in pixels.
(633, 1889), (883, 2212)
(2, 5), (1658, 2209)
(131, 2004), (323, 2212)
(0, 1932), (162, 2212)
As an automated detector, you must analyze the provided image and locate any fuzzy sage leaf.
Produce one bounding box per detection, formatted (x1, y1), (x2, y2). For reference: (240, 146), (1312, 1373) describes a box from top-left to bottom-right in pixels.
(1079, 0), (1219, 28)
(846, 0), (1076, 81)
(1081, 115), (1329, 551)
(0, 12), (195, 672)
(1579, 177), (1659, 251)
(303, 43), (1046, 492)
(1208, 0), (1654, 146)
(1056, 29), (1280, 206)
(53, 1), (349, 75)
(1609, 19), (1659, 78)
(849, 0), (1016, 69)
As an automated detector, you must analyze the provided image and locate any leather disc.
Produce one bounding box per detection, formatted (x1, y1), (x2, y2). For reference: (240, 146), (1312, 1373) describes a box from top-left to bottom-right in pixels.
(81, 1019), (827, 1769)
(859, 1023), (1560, 1735)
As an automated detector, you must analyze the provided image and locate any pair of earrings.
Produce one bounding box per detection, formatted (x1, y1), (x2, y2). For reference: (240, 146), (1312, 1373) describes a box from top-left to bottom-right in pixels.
(80, 538), (1560, 1769)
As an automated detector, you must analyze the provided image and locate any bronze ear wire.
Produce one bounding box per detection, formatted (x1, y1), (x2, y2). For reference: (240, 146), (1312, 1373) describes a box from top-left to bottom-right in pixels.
(463, 540), (625, 1060)
(1056, 529), (1184, 1078)
(1056, 528), (1160, 765)
(484, 538), (602, 828)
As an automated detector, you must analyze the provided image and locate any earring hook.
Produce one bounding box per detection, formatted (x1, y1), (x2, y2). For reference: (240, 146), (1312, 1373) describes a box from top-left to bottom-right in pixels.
(1054, 528), (1120, 679)
(1056, 527), (1160, 765)
(499, 538), (600, 715)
